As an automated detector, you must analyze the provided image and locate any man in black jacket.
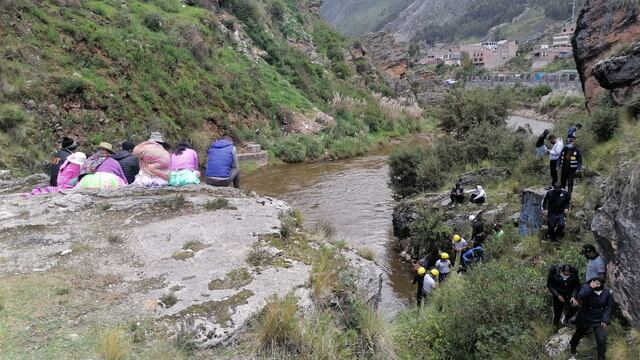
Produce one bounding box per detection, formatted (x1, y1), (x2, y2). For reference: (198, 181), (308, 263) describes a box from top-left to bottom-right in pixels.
(547, 264), (580, 328)
(470, 213), (485, 247)
(558, 136), (583, 194)
(542, 183), (571, 242)
(570, 277), (613, 360)
(112, 141), (140, 184)
(49, 136), (78, 186)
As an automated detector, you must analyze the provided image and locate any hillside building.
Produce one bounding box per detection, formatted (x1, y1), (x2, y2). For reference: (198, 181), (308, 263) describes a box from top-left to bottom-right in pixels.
(531, 25), (575, 70)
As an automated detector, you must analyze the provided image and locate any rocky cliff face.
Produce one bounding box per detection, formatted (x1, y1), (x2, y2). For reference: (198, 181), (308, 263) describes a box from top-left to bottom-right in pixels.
(382, 0), (471, 42)
(573, 1), (640, 107)
(362, 32), (446, 106)
(591, 164), (640, 327)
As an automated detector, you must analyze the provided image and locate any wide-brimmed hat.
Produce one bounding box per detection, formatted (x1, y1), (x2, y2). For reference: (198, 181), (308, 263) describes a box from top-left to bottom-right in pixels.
(148, 132), (165, 144)
(97, 142), (114, 153)
(67, 152), (87, 165)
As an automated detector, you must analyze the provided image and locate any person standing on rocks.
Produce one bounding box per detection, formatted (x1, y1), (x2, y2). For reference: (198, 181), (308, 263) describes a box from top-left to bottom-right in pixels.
(112, 141), (139, 185)
(547, 135), (564, 190)
(582, 244), (606, 282)
(547, 264), (581, 329)
(559, 136), (583, 194)
(569, 277), (613, 360)
(49, 136), (78, 186)
(205, 135), (241, 189)
(542, 183), (571, 242)
(450, 182), (465, 205)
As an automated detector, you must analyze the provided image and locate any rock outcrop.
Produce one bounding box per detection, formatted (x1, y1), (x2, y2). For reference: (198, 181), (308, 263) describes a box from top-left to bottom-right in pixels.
(591, 164), (640, 327)
(0, 186), (309, 348)
(573, 1), (640, 107)
(362, 32), (446, 106)
(518, 188), (546, 236)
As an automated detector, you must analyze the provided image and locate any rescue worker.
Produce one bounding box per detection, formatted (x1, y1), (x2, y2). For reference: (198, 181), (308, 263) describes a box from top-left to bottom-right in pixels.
(50, 136), (78, 186)
(547, 135), (564, 190)
(470, 213), (485, 247)
(412, 265), (426, 306)
(569, 277), (613, 360)
(542, 183), (571, 242)
(423, 269), (439, 299)
(461, 245), (483, 269)
(547, 264), (580, 328)
(558, 136), (583, 194)
(567, 123), (582, 139)
(435, 253), (451, 282)
(451, 234), (468, 268)
(493, 223), (505, 242)
(582, 244), (606, 282)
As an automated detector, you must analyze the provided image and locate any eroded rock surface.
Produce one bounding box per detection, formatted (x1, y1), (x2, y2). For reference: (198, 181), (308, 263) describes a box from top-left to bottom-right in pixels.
(573, 1), (640, 107)
(0, 186), (310, 348)
(591, 164), (640, 326)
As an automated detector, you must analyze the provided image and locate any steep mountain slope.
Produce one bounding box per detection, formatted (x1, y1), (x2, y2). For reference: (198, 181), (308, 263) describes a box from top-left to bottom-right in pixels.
(0, 0), (411, 172)
(325, 0), (583, 44)
(319, 0), (413, 36)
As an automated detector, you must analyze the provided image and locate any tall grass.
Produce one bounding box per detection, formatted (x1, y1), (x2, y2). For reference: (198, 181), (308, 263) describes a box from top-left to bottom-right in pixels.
(255, 294), (302, 353)
(96, 328), (130, 360)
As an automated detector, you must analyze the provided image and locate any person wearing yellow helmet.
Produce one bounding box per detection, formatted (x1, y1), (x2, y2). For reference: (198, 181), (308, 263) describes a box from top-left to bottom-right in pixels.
(452, 234), (468, 267)
(423, 268), (438, 297)
(412, 262), (427, 306)
(436, 252), (452, 281)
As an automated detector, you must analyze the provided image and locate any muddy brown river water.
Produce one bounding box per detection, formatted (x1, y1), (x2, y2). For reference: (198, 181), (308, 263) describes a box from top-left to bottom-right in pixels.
(243, 150), (414, 318)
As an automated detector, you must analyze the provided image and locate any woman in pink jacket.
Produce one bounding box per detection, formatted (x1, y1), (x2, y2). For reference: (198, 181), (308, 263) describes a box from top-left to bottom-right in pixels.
(169, 140), (201, 186)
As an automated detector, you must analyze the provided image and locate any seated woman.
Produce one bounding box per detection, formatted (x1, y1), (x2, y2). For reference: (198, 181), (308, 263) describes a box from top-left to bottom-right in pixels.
(169, 140), (200, 187)
(467, 185), (486, 204)
(132, 132), (171, 187)
(76, 143), (128, 189)
(28, 152), (87, 195)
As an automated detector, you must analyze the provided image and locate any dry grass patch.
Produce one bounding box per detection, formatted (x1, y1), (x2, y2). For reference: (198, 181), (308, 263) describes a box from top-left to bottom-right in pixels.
(204, 198), (236, 211)
(96, 328), (130, 360)
(255, 294), (302, 352)
(356, 247), (376, 261)
(208, 268), (253, 290)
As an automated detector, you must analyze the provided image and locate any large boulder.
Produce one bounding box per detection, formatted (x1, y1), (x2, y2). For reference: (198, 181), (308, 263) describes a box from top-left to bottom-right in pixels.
(591, 164), (640, 326)
(518, 188), (546, 236)
(573, 1), (640, 108)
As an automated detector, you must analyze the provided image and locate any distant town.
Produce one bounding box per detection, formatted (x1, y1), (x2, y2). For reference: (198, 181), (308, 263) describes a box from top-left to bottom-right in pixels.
(415, 23), (575, 72)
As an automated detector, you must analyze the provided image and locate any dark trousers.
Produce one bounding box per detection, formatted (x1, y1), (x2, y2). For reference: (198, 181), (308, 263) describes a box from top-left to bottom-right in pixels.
(450, 194), (464, 204)
(561, 168), (577, 194)
(550, 159), (559, 186)
(416, 287), (423, 306)
(547, 214), (565, 242)
(470, 194), (485, 204)
(205, 169), (240, 189)
(438, 272), (449, 282)
(552, 296), (578, 326)
(570, 324), (607, 360)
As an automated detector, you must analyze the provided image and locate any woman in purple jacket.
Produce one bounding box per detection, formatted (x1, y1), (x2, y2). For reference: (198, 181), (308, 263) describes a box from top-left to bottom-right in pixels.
(76, 142), (128, 189)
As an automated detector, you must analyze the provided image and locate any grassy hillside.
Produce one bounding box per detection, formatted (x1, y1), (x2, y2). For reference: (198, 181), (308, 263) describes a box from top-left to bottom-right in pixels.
(319, 0), (413, 36)
(0, 0), (421, 174)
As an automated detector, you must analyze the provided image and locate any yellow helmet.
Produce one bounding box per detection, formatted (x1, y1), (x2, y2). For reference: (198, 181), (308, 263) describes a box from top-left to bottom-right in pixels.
(453, 234), (461, 242)
(430, 269), (440, 277)
(440, 252), (450, 260)
(417, 267), (426, 275)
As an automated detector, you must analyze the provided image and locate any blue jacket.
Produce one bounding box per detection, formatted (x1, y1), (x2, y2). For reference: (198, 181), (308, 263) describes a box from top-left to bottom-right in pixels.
(205, 140), (235, 178)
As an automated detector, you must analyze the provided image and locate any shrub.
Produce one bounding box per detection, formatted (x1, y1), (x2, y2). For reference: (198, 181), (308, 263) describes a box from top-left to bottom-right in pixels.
(388, 145), (429, 199)
(276, 137), (307, 163)
(408, 209), (452, 262)
(159, 293), (178, 308)
(532, 84), (552, 98)
(142, 13), (164, 32)
(438, 88), (511, 135)
(591, 106), (620, 142)
(59, 77), (88, 96)
(0, 104), (27, 132)
(96, 328), (130, 360)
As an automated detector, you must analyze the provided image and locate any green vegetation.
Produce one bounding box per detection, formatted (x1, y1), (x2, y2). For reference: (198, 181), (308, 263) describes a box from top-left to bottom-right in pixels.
(204, 198), (235, 211)
(208, 268), (253, 290)
(0, 0), (422, 173)
(97, 328), (130, 360)
(319, 0), (414, 36)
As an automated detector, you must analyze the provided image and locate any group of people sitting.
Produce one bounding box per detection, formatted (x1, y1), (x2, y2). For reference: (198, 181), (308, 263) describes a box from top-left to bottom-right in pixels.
(450, 183), (486, 205)
(30, 132), (241, 196)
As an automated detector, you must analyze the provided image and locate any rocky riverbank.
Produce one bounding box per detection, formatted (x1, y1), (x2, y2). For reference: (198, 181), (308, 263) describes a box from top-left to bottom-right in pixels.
(0, 173), (383, 355)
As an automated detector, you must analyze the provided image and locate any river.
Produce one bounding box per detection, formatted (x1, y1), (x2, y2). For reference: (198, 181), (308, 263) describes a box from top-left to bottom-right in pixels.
(242, 116), (549, 317)
(243, 150), (414, 318)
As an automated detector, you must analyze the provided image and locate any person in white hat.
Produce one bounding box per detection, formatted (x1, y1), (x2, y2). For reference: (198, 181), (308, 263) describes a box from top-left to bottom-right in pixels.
(28, 152), (87, 196)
